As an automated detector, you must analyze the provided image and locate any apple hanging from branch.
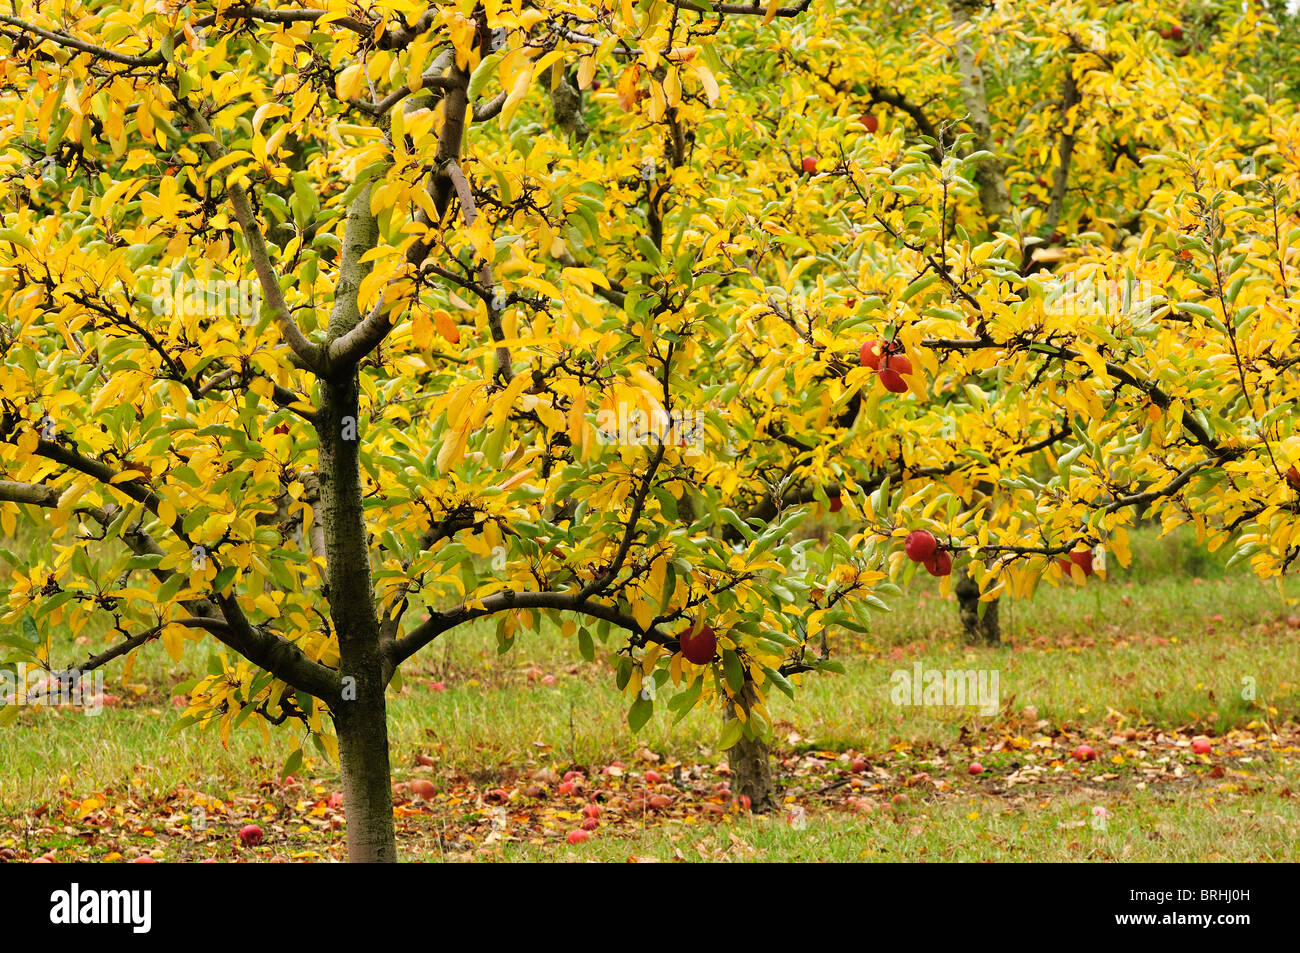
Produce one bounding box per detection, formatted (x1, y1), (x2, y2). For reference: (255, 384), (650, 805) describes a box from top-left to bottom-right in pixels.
(679, 620), (718, 665)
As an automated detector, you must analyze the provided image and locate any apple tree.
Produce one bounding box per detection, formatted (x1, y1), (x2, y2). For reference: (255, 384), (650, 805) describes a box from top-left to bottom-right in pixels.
(0, 0), (898, 861)
(2, 0), (1299, 865)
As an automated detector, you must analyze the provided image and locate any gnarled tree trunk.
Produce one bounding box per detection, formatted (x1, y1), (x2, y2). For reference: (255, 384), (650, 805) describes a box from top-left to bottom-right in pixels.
(955, 567), (1000, 645)
(725, 682), (776, 812)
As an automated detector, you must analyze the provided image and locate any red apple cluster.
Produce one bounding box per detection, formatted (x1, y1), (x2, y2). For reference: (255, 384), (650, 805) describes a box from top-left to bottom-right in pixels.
(859, 338), (912, 393)
(903, 529), (951, 577)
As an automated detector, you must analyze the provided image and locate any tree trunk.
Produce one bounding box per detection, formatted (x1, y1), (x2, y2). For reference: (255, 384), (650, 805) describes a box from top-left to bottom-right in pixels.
(315, 184), (396, 862)
(318, 367), (396, 861)
(725, 684), (776, 812)
(334, 688), (396, 862)
(949, 0), (1011, 229)
(955, 567), (1000, 645)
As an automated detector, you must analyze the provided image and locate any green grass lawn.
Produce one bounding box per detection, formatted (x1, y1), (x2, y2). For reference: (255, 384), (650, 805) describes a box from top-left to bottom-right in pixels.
(2, 524), (1299, 862)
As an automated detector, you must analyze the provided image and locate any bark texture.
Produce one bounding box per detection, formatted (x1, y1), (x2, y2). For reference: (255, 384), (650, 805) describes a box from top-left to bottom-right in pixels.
(725, 683), (776, 812)
(949, 0), (1011, 229)
(318, 183), (397, 862)
(955, 567), (1001, 645)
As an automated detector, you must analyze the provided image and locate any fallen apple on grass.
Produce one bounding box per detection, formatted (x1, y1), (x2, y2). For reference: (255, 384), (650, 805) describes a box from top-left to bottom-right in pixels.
(1192, 738), (1212, 755)
(1073, 744), (1097, 762)
(409, 779), (437, 800)
(238, 824), (263, 846)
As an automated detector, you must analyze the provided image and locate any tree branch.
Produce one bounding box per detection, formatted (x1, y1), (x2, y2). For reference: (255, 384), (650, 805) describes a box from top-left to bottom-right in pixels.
(178, 102), (323, 372)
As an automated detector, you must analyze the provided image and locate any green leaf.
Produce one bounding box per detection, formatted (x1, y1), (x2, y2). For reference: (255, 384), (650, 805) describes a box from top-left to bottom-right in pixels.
(722, 649), (744, 694)
(628, 695), (653, 732)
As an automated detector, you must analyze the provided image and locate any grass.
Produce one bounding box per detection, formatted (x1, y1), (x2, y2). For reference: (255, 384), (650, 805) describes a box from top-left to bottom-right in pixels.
(2, 523), (1300, 861)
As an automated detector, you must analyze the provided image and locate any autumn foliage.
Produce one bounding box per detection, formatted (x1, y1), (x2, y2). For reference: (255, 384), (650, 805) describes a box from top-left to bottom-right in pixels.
(0, 0), (1298, 859)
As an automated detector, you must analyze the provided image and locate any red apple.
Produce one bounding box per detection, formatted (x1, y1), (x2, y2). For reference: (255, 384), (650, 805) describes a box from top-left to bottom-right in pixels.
(582, 803), (600, 819)
(801, 156), (818, 174)
(558, 780), (577, 796)
(879, 368), (907, 393)
(580, 817), (599, 831)
(968, 763), (984, 776)
(882, 352), (912, 376)
(644, 770), (664, 784)
(879, 352), (912, 393)
(132, 855), (156, 863)
(410, 779), (437, 800)
(924, 549), (953, 577)
(1191, 738), (1212, 755)
(849, 758), (868, 774)
(238, 824), (263, 846)
(859, 113), (879, 133)
(679, 620), (718, 665)
(904, 530), (938, 563)
(1073, 744), (1097, 762)
(1158, 23), (1183, 40)
(859, 338), (886, 370)
(566, 830), (590, 845)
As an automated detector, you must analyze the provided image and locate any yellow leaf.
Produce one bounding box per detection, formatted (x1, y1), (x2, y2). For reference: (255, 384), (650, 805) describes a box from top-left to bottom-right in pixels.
(336, 63), (366, 102)
(413, 313), (434, 350)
